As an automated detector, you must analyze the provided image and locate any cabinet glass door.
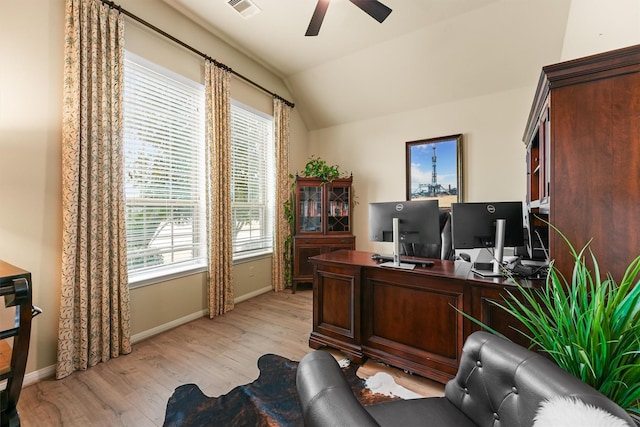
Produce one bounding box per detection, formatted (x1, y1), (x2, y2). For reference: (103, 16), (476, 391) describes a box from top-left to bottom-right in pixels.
(327, 185), (350, 233)
(541, 103), (551, 205)
(299, 185), (323, 232)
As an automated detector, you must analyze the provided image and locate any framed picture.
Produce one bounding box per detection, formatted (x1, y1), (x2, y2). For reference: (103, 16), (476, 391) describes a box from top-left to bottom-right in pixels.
(406, 134), (463, 208)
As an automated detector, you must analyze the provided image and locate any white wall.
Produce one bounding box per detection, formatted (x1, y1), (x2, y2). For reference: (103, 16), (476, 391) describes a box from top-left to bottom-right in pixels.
(0, 0), (308, 376)
(561, 0), (640, 60)
(287, 0), (572, 131)
(307, 86), (532, 255)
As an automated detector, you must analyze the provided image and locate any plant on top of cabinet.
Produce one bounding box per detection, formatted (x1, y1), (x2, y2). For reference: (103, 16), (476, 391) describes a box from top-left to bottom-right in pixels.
(299, 156), (346, 182)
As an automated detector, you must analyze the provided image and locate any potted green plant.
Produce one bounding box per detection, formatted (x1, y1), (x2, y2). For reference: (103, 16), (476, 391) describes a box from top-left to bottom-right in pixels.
(468, 227), (640, 418)
(299, 155), (343, 182)
(282, 173), (296, 286)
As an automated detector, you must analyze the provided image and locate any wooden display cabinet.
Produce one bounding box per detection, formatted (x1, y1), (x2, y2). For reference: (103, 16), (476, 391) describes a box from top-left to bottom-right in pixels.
(525, 98), (550, 211)
(292, 176), (355, 292)
(523, 44), (640, 281)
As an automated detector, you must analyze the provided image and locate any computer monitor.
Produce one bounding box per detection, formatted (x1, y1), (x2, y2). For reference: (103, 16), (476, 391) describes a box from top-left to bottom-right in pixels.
(451, 202), (525, 276)
(369, 200), (441, 268)
(451, 202), (525, 249)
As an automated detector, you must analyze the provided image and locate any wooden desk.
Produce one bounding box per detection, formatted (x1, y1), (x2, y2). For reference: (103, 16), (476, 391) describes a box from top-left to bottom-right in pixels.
(309, 250), (541, 384)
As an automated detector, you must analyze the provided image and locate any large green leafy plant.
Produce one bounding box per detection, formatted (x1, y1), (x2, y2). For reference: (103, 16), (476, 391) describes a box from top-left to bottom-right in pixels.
(299, 156), (342, 182)
(478, 228), (640, 415)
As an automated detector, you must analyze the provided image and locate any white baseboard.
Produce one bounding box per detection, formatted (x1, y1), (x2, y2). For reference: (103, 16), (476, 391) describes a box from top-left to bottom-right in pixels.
(234, 286), (272, 304)
(22, 310), (209, 386)
(23, 364), (56, 386)
(131, 285), (272, 342)
(21, 287), (275, 387)
(131, 309), (208, 344)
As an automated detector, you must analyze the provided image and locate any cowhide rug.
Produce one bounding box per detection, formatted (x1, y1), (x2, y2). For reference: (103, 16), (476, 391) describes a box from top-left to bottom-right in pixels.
(163, 353), (400, 426)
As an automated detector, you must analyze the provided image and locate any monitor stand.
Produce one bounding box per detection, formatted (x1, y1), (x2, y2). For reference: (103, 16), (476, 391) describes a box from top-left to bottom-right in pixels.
(380, 217), (416, 270)
(471, 250), (502, 277)
(471, 219), (506, 277)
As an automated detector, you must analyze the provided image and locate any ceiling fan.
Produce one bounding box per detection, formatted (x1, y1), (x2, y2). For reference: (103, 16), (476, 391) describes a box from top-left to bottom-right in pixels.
(305, 0), (393, 36)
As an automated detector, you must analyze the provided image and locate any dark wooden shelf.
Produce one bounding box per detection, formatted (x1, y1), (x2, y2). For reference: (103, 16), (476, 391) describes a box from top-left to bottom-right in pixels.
(523, 43), (640, 281)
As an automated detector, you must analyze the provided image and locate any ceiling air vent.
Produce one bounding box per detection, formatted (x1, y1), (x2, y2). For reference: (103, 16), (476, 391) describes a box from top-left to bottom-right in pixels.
(228, 0), (261, 19)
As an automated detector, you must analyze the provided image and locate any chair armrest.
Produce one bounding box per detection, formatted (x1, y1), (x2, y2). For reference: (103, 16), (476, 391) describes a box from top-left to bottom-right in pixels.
(296, 350), (380, 427)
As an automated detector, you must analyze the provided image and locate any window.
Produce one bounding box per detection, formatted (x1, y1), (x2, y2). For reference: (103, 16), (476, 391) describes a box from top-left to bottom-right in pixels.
(123, 52), (206, 285)
(122, 53), (275, 284)
(230, 101), (275, 258)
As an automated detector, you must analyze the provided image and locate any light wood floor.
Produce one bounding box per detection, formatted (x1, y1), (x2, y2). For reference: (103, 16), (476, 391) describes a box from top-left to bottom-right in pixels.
(18, 286), (443, 426)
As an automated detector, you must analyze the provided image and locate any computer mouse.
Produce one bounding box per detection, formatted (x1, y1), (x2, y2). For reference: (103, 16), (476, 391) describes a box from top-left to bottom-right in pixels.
(458, 252), (471, 262)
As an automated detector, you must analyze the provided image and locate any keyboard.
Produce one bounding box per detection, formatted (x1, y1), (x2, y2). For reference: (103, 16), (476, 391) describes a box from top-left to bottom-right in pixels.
(371, 254), (435, 268)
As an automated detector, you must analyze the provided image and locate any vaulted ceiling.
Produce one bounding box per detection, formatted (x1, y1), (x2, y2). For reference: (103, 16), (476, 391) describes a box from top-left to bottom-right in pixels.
(163, 0), (572, 130)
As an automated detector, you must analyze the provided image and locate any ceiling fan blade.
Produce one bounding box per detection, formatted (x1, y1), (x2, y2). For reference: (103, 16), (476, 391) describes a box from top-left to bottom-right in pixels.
(305, 0), (330, 36)
(349, 0), (392, 23)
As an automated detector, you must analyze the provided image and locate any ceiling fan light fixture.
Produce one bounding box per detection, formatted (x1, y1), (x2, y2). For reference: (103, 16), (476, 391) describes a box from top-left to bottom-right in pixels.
(349, 0), (392, 23)
(227, 0), (261, 19)
(305, 0), (392, 36)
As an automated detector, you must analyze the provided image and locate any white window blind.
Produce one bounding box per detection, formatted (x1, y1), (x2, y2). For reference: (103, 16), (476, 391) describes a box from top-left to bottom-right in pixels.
(123, 52), (206, 284)
(230, 101), (275, 258)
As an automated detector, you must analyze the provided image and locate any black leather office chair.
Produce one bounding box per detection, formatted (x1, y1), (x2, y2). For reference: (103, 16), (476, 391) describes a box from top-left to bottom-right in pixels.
(401, 209), (453, 260)
(297, 331), (636, 427)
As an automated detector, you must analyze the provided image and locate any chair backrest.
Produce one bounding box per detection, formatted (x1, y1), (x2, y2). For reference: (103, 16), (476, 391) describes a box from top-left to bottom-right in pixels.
(444, 331), (634, 427)
(401, 209), (453, 260)
(439, 209), (453, 260)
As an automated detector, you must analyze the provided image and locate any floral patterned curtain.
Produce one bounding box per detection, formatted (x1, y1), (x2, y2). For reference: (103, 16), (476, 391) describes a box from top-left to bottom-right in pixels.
(58, 0), (131, 379)
(205, 61), (234, 318)
(272, 98), (292, 292)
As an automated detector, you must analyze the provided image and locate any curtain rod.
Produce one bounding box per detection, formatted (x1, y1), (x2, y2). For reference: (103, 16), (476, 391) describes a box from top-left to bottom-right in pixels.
(100, 0), (295, 108)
